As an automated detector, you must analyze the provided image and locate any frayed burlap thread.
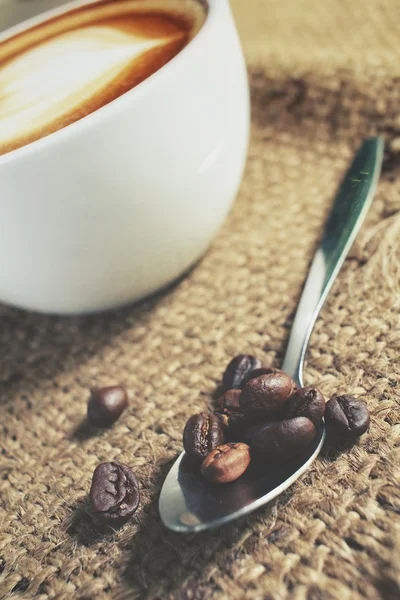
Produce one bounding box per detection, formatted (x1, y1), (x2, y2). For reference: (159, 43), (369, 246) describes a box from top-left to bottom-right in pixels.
(1, 0), (400, 598)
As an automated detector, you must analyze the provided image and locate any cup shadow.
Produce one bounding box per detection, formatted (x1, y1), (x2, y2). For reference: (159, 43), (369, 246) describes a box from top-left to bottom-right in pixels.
(0, 266), (196, 414)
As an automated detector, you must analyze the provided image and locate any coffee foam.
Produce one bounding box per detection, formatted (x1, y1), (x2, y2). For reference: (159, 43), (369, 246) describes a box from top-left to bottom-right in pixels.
(0, 27), (177, 149)
(0, 0), (206, 156)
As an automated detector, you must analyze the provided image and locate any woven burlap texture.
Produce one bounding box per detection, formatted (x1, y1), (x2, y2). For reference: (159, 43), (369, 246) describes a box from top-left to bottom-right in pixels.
(1, 0), (400, 598)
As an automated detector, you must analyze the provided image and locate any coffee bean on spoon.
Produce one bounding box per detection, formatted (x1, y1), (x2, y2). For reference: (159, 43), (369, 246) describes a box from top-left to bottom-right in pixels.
(183, 413), (225, 461)
(89, 462), (140, 522)
(325, 395), (370, 437)
(245, 417), (316, 462)
(201, 442), (251, 483)
(215, 390), (249, 441)
(214, 409), (249, 442)
(222, 354), (263, 390)
(285, 385), (325, 427)
(87, 385), (128, 427)
(240, 366), (281, 389)
(240, 371), (297, 419)
(217, 389), (242, 411)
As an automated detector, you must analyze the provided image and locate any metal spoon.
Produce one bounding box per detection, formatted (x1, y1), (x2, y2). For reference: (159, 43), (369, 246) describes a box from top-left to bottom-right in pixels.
(159, 137), (384, 533)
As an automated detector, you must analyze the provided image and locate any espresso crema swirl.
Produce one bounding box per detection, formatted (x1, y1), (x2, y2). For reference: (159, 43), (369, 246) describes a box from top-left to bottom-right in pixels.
(0, 0), (206, 156)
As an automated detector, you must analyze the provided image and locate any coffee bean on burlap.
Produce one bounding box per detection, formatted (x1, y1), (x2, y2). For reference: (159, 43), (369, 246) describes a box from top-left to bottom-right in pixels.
(89, 462), (140, 522)
(87, 386), (128, 427)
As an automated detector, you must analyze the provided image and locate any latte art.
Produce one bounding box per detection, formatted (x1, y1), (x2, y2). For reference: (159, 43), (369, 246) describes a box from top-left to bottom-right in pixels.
(0, 0), (206, 156)
(0, 27), (177, 148)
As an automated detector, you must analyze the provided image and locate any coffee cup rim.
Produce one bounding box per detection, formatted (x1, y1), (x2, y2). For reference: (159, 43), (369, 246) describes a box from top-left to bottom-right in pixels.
(0, 0), (219, 165)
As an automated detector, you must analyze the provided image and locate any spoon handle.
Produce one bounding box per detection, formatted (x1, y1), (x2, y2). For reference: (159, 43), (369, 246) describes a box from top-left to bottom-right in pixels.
(282, 137), (384, 386)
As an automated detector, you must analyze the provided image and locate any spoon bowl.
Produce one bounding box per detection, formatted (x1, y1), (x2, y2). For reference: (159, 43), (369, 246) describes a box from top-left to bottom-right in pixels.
(159, 424), (325, 532)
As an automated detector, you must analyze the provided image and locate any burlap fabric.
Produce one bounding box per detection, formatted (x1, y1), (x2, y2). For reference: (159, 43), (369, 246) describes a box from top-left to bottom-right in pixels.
(1, 0), (400, 598)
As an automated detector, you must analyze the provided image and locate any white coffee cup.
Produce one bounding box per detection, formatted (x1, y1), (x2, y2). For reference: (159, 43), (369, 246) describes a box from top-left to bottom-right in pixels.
(0, 0), (249, 314)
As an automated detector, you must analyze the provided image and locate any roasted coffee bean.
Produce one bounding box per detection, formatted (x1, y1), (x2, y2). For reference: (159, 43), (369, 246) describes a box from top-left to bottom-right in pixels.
(214, 409), (248, 442)
(89, 462), (140, 522)
(183, 413), (225, 461)
(201, 442), (251, 483)
(325, 395), (370, 437)
(180, 454), (255, 516)
(87, 386), (128, 427)
(240, 367), (279, 389)
(246, 417), (316, 462)
(215, 390), (247, 441)
(217, 389), (242, 411)
(222, 354), (263, 390)
(285, 386), (325, 426)
(240, 371), (297, 419)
